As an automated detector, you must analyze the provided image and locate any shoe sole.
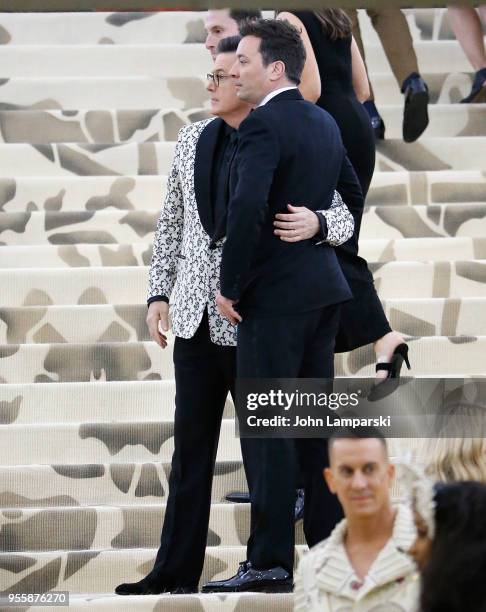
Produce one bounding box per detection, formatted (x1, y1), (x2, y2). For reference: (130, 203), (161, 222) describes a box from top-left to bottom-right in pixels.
(403, 90), (429, 143)
(202, 583), (293, 594)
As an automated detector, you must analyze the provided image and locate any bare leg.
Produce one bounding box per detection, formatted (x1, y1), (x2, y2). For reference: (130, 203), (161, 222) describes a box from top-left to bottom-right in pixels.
(447, 6), (486, 71)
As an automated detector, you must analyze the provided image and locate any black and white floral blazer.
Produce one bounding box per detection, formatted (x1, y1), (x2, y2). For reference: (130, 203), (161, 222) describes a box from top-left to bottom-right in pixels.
(148, 119), (354, 347)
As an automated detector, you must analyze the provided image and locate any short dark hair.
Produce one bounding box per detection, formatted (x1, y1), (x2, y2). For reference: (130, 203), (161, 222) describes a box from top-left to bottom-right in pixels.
(216, 35), (241, 56)
(328, 425), (388, 460)
(229, 9), (262, 27)
(239, 18), (306, 85)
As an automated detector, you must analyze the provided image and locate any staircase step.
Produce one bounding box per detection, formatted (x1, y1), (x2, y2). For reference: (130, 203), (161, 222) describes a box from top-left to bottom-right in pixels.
(0, 72), (476, 110)
(0, 244), (151, 268)
(1, 266), (147, 307)
(2, 298), (486, 346)
(2, 237), (486, 269)
(0, 138), (484, 178)
(361, 203), (486, 239)
(0, 336), (485, 385)
(0, 11), (208, 45)
(2, 260), (486, 308)
(374, 138), (486, 172)
(0, 44), (213, 78)
(2, 204), (486, 247)
(0, 460), (247, 507)
(52, 593), (294, 612)
(0, 142), (175, 177)
(0, 419), (240, 464)
(0, 41), (476, 78)
(0, 503), (308, 551)
(0, 546), (305, 595)
(1, 172), (485, 213)
(367, 170), (486, 207)
(0, 105), (483, 144)
(0, 175), (167, 213)
(0, 108), (207, 144)
(0, 380), (234, 423)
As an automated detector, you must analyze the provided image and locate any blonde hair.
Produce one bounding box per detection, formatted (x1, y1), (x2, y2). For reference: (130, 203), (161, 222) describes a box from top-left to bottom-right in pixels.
(424, 403), (486, 483)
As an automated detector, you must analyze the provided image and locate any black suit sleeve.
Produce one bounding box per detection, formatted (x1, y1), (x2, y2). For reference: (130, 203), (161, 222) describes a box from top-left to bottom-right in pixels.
(220, 113), (280, 301)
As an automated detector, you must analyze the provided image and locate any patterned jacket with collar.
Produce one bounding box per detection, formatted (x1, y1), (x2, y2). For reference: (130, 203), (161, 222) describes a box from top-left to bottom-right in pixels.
(294, 504), (420, 612)
(147, 118), (355, 346)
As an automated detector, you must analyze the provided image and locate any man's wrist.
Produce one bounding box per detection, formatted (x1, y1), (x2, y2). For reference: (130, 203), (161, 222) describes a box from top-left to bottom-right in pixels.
(147, 295), (169, 308)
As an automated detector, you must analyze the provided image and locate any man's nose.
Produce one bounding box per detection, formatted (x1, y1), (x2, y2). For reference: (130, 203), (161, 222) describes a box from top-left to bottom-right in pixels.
(350, 471), (367, 488)
(206, 78), (215, 93)
(230, 60), (239, 78)
(205, 34), (214, 51)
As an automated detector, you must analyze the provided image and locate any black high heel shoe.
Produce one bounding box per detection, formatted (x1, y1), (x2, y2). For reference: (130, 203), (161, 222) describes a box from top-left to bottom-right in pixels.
(368, 343), (411, 402)
(375, 343), (411, 379)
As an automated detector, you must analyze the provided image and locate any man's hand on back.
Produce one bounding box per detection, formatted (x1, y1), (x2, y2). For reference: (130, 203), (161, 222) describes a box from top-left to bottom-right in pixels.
(274, 204), (320, 242)
(146, 301), (170, 348)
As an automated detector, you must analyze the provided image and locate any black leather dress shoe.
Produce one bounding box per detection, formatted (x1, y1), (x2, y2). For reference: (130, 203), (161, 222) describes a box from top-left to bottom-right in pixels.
(202, 561), (293, 593)
(401, 72), (429, 143)
(225, 491), (250, 503)
(363, 100), (385, 140)
(115, 574), (197, 596)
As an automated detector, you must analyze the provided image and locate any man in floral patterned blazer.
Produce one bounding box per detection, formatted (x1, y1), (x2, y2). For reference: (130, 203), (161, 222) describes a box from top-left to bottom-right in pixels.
(115, 36), (355, 597)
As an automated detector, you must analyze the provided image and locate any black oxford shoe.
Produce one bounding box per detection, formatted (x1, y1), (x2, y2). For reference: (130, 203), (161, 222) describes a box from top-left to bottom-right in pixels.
(115, 574), (197, 596)
(201, 561), (293, 593)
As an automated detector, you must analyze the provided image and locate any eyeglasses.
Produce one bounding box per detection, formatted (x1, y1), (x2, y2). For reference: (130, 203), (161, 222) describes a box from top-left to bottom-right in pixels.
(206, 72), (231, 87)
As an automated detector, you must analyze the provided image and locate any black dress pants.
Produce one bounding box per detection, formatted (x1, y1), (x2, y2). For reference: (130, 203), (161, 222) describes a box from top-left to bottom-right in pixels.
(237, 304), (344, 575)
(150, 311), (236, 588)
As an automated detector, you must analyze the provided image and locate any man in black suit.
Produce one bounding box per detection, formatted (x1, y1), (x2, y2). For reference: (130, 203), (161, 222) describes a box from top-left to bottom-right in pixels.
(205, 19), (353, 593)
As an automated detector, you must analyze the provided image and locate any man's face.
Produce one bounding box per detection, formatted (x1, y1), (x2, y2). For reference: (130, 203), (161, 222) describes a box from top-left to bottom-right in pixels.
(206, 52), (249, 118)
(204, 10), (239, 59)
(231, 35), (271, 105)
(324, 438), (394, 519)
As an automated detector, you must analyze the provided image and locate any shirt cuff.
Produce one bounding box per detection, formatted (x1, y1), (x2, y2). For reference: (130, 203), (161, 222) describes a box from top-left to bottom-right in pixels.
(147, 295), (169, 307)
(312, 211), (328, 244)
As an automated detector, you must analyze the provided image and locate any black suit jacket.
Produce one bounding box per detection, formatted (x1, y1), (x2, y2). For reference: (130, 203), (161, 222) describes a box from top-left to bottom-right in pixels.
(220, 89), (353, 315)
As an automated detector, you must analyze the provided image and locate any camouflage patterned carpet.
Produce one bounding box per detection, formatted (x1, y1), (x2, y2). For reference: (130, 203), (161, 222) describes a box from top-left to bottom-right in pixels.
(1, 8), (486, 611)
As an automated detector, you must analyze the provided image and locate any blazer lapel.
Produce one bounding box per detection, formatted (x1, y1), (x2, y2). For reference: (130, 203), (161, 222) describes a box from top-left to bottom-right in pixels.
(194, 117), (224, 238)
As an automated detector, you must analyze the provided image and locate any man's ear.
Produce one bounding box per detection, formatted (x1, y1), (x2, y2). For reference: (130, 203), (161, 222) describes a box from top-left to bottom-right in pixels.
(269, 60), (286, 82)
(324, 467), (336, 494)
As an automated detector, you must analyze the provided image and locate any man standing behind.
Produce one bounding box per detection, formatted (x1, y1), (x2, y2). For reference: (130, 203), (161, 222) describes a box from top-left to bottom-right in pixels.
(205, 20), (353, 593)
(294, 431), (418, 611)
(204, 8), (261, 59)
